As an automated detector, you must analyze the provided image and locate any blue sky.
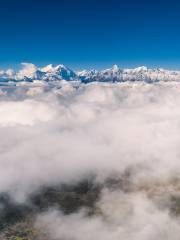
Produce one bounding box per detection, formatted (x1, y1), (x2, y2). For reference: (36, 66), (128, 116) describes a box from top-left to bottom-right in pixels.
(0, 0), (180, 69)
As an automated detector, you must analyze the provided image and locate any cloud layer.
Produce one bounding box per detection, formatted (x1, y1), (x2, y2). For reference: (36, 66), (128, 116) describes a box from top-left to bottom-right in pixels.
(1, 81), (180, 238)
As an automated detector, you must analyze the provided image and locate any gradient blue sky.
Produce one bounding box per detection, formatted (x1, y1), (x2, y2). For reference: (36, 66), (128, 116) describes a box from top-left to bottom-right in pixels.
(0, 0), (180, 69)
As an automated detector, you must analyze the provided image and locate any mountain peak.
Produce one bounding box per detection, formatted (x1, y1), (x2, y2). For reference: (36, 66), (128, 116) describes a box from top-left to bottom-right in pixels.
(134, 66), (148, 72)
(0, 63), (180, 83)
(112, 64), (119, 72)
(41, 64), (54, 72)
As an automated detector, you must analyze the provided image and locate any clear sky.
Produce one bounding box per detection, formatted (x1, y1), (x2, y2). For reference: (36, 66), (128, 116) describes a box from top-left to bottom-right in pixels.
(0, 0), (180, 69)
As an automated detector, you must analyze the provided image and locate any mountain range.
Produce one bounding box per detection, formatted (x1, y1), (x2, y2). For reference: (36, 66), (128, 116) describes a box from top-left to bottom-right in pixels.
(1, 63), (180, 83)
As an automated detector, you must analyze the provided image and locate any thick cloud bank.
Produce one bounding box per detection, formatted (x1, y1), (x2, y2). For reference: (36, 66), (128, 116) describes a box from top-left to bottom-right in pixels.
(1, 81), (180, 239)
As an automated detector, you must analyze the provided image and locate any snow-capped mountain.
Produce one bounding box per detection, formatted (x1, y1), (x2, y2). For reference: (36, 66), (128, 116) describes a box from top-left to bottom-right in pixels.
(14, 63), (77, 82)
(77, 65), (123, 82)
(77, 65), (180, 83)
(1, 63), (180, 84)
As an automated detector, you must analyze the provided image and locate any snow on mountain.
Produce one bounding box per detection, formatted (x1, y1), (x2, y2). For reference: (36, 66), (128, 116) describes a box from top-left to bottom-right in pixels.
(1, 63), (180, 84)
(77, 65), (180, 83)
(14, 63), (78, 82)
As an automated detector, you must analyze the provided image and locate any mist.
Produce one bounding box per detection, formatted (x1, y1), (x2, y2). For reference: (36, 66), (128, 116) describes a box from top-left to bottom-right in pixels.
(1, 81), (180, 239)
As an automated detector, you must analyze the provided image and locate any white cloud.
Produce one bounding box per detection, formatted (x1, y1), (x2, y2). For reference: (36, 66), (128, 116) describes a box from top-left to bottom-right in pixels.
(16, 63), (37, 79)
(0, 82), (180, 197)
(36, 191), (180, 240)
(1, 81), (180, 239)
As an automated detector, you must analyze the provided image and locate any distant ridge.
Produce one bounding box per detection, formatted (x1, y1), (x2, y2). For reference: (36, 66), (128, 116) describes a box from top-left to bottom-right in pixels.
(1, 63), (180, 83)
